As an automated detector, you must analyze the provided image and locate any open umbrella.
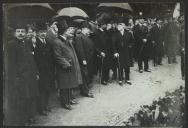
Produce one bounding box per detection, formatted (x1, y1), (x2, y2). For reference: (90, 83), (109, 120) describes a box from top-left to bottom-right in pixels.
(6, 3), (56, 22)
(98, 3), (133, 12)
(57, 7), (89, 19)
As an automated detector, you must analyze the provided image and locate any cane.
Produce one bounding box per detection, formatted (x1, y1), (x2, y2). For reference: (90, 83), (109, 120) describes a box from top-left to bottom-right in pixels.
(117, 55), (122, 82)
(99, 57), (104, 93)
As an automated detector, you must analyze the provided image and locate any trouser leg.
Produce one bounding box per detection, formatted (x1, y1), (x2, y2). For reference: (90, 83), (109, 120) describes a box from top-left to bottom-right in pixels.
(125, 67), (130, 80)
(144, 58), (149, 70)
(59, 89), (69, 105)
(138, 59), (143, 70)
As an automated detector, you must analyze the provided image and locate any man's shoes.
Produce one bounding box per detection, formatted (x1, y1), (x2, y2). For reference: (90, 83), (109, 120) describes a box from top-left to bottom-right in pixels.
(45, 107), (52, 112)
(119, 81), (123, 86)
(101, 81), (108, 85)
(126, 80), (132, 85)
(139, 69), (143, 73)
(82, 93), (94, 98)
(144, 69), (151, 72)
(63, 104), (72, 110)
(39, 110), (48, 116)
(70, 99), (79, 104)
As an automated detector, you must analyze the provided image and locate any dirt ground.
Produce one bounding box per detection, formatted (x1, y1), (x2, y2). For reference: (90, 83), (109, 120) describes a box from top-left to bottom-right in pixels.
(33, 56), (185, 126)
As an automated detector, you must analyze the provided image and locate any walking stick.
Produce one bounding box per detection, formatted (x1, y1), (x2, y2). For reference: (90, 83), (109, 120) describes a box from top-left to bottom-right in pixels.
(99, 57), (104, 93)
(117, 55), (122, 82)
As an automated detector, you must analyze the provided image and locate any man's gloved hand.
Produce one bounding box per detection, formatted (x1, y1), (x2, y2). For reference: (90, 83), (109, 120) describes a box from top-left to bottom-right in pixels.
(142, 39), (147, 43)
(83, 60), (87, 66)
(101, 52), (106, 58)
(64, 65), (72, 72)
(114, 53), (119, 58)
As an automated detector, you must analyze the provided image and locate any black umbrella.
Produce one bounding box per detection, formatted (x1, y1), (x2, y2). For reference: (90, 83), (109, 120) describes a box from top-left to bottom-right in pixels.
(6, 3), (56, 22)
(98, 3), (133, 12)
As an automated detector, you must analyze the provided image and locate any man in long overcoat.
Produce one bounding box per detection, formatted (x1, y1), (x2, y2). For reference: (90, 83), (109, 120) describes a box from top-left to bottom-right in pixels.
(92, 23), (113, 85)
(150, 19), (165, 66)
(74, 21), (95, 98)
(112, 20), (133, 86)
(5, 23), (39, 125)
(164, 17), (180, 64)
(133, 19), (151, 73)
(53, 20), (82, 110)
(33, 22), (55, 115)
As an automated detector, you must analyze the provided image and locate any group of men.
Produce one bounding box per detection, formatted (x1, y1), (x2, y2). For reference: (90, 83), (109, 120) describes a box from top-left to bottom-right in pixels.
(4, 15), (184, 125)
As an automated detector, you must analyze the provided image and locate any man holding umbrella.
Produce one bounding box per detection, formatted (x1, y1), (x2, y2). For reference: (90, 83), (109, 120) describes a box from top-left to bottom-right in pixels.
(112, 18), (133, 85)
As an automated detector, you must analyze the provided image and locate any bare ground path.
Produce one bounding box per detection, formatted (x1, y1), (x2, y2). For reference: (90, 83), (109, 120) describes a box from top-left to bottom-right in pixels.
(33, 57), (184, 126)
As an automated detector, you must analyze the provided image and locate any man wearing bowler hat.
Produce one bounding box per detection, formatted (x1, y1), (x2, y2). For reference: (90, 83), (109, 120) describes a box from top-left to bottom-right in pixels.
(74, 21), (95, 98)
(5, 22), (39, 125)
(112, 18), (133, 86)
(53, 20), (83, 110)
(33, 22), (55, 115)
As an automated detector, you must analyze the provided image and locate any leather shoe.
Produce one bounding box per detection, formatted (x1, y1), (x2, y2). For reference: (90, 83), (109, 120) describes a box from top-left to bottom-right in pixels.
(119, 81), (123, 86)
(139, 69), (143, 73)
(70, 99), (79, 104)
(39, 110), (48, 116)
(82, 93), (94, 98)
(144, 69), (151, 72)
(45, 107), (52, 112)
(126, 80), (132, 85)
(63, 104), (72, 110)
(101, 81), (108, 85)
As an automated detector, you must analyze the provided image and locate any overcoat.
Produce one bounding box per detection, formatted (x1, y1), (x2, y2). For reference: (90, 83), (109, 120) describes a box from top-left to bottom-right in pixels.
(164, 22), (180, 57)
(53, 36), (83, 89)
(34, 38), (55, 90)
(74, 33), (95, 80)
(150, 24), (165, 57)
(133, 24), (150, 60)
(5, 38), (39, 125)
(112, 29), (133, 68)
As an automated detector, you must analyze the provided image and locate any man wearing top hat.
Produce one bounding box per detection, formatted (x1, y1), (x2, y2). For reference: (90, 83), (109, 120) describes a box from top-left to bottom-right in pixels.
(112, 17), (133, 86)
(5, 22), (39, 125)
(33, 22), (55, 115)
(74, 21), (95, 98)
(53, 20), (83, 110)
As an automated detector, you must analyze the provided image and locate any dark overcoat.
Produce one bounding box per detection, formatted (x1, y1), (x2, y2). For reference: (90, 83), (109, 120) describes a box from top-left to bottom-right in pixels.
(5, 38), (39, 125)
(150, 24), (165, 57)
(74, 33), (95, 79)
(164, 22), (180, 57)
(112, 29), (133, 68)
(91, 29), (113, 69)
(133, 24), (150, 60)
(34, 38), (55, 90)
(53, 36), (82, 89)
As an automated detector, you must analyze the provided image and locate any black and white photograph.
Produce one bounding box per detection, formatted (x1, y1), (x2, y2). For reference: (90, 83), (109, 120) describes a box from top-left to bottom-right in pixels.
(2, 1), (186, 127)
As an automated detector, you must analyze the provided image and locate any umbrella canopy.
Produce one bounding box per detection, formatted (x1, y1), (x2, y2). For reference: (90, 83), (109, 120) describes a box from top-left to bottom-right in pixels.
(6, 3), (56, 23)
(98, 3), (133, 12)
(57, 7), (89, 19)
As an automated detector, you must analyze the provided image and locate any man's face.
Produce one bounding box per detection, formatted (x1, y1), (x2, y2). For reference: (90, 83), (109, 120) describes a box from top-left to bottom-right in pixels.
(27, 28), (34, 38)
(65, 27), (76, 37)
(106, 24), (112, 30)
(82, 27), (90, 36)
(117, 23), (125, 31)
(38, 30), (47, 39)
(15, 28), (26, 40)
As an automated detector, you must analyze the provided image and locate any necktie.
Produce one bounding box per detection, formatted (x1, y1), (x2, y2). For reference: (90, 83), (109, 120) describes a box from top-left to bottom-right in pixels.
(43, 39), (46, 44)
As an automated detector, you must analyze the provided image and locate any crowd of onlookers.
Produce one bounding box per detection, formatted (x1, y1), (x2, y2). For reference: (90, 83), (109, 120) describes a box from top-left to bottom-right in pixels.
(4, 13), (185, 126)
